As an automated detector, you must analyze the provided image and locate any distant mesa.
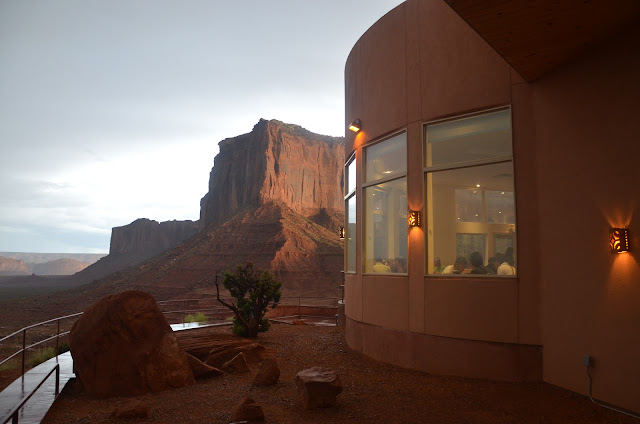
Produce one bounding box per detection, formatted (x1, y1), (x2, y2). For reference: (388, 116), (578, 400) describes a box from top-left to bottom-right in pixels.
(0, 255), (96, 276)
(75, 218), (199, 282)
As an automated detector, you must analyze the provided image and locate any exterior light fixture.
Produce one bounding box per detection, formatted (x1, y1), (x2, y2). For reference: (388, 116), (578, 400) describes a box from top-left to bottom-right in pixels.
(339, 226), (346, 239)
(610, 227), (630, 253)
(408, 210), (421, 227)
(348, 119), (361, 133)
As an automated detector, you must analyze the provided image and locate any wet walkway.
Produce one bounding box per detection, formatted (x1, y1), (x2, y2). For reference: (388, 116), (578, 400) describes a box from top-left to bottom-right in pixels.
(0, 353), (73, 424)
(0, 322), (229, 424)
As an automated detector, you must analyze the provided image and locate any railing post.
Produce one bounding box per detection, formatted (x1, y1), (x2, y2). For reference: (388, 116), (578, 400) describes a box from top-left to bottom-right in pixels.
(55, 364), (60, 396)
(340, 270), (345, 303)
(21, 329), (26, 376)
(56, 319), (60, 362)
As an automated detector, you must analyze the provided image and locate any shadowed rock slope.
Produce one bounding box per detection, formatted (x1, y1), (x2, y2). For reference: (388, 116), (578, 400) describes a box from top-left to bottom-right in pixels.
(62, 202), (343, 309)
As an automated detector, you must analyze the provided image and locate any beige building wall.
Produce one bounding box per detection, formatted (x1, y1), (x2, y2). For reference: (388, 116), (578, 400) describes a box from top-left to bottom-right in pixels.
(345, 0), (639, 413)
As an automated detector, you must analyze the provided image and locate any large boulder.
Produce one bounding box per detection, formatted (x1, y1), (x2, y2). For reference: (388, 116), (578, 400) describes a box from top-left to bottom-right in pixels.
(294, 367), (343, 409)
(185, 352), (223, 380)
(69, 290), (194, 397)
(253, 357), (280, 386)
(231, 397), (265, 423)
(223, 352), (250, 373)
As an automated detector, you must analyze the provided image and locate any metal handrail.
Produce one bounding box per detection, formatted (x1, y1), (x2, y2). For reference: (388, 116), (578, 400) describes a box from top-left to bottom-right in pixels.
(0, 313), (81, 375)
(1, 363), (59, 424)
(0, 313), (83, 344)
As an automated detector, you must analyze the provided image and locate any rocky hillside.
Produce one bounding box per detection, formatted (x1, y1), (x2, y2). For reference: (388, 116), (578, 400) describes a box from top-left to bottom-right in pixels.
(65, 201), (343, 308)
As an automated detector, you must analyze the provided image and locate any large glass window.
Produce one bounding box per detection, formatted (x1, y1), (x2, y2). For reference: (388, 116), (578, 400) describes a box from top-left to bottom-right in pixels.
(425, 109), (516, 277)
(345, 154), (357, 273)
(363, 132), (407, 274)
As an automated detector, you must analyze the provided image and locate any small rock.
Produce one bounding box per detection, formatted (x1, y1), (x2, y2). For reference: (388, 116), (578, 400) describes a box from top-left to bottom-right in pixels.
(292, 319), (306, 325)
(253, 357), (280, 386)
(295, 367), (343, 409)
(185, 352), (223, 379)
(111, 398), (149, 419)
(223, 352), (250, 373)
(231, 396), (265, 423)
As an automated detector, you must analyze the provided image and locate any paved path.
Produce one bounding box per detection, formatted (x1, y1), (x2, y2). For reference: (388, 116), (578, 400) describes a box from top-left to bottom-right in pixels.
(0, 353), (73, 424)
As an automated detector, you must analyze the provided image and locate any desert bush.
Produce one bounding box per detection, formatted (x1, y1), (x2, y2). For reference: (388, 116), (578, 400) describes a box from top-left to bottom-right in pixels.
(184, 312), (207, 323)
(57, 342), (70, 354)
(216, 263), (282, 338)
(29, 346), (57, 367)
(0, 359), (18, 372)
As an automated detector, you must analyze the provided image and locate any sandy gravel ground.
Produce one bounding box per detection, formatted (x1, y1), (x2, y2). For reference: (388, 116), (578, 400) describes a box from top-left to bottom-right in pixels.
(42, 324), (635, 424)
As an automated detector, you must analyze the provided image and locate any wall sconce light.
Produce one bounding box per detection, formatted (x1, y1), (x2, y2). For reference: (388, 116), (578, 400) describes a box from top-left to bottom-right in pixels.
(348, 119), (361, 133)
(408, 210), (421, 227)
(339, 226), (345, 239)
(609, 227), (630, 253)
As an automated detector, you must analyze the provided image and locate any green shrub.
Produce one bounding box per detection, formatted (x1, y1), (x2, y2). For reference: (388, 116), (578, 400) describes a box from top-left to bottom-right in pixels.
(57, 342), (70, 355)
(184, 312), (207, 323)
(0, 359), (18, 372)
(215, 263), (282, 338)
(29, 346), (57, 367)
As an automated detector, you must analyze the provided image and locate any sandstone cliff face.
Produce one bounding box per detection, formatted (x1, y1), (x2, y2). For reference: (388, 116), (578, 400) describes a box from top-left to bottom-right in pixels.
(200, 119), (344, 229)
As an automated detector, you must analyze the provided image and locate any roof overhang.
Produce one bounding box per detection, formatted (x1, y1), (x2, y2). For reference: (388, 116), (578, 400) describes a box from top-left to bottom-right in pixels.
(443, 0), (640, 82)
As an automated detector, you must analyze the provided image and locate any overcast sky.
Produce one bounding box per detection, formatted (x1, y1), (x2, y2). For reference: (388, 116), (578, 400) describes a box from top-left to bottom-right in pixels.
(0, 0), (403, 254)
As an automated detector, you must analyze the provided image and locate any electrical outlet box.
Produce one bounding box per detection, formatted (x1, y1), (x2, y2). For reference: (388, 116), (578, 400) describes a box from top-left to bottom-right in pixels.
(583, 355), (593, 367)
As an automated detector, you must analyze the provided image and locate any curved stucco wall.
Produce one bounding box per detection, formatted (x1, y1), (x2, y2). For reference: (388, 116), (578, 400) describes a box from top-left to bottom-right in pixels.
(343, 0), (541, 382)
(345, 0), (640, 414)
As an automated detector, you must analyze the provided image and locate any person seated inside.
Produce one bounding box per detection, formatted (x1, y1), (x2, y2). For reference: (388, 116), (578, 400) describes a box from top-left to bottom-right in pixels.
(372, 257), (391, 273)
(389, 257), (407, 273)
(433, 257), (445, 274)
(485, 255), (502, 274)
(498, 247), (516, 275)
(442, 256), (467, 274)
(469, 251), (490, 274)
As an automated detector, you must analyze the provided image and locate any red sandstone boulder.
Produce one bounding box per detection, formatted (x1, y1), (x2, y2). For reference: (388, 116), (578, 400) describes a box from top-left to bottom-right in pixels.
(69, 290), (194, 397)
(232, 397), (265, 423)
(223, 352), (250, 373)
(205, 343), (266, 369)
(253, 357), (280, 386)
(295, 367), (343, 409)
(111, 399), (150, 419)
(185, 352), (223, 380)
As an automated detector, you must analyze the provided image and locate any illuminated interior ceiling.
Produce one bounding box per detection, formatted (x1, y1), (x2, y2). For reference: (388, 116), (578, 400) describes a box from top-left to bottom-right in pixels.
(443, 0), (640, 82)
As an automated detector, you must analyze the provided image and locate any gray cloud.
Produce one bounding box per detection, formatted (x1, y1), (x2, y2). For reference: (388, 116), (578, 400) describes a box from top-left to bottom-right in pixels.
(0, 0), (404, 252)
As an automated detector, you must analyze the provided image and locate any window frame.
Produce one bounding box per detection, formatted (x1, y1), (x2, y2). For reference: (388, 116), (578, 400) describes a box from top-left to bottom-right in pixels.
(344, 152), (357, 274)
(362, 130), (409, 276)
(423, 107), (517, 278)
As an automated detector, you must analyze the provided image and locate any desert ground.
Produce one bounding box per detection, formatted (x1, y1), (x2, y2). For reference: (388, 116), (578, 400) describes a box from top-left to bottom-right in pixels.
(41, 324), (636, 424)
